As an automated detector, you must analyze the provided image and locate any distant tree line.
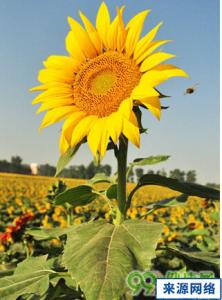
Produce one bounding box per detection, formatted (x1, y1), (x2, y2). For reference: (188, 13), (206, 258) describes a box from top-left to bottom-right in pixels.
(0, 156), (111, 179)
(0, 156), (219, 188)
(129, 168), (197, 183)
(59, 162), (112, 179)
(0, 156), (31, 175)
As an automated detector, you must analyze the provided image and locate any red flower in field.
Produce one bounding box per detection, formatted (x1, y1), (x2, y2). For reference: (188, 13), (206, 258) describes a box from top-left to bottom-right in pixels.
(0, 212), (35, 245)
(6, 225), (20, 233)
(20, 212), (34, 224)
(0, 232), (12, 244)
(13, 212), (35, 230)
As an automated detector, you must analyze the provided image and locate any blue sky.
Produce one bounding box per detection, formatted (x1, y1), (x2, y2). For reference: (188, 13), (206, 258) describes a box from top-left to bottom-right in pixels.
(0, 0), (219, 183)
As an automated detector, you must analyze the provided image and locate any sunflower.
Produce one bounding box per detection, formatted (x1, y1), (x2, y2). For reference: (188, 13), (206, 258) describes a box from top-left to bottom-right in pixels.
(31, 2), (188, 159)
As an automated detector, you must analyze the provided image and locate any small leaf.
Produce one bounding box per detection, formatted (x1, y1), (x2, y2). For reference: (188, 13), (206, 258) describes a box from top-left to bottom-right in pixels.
(89, 173), (114, 185)
(132, 155), (170, 167)
(210, 211), (220, 221)
(137, 174), (220, 199)
(185, 229), (210, 237)
(63, 220), (163, 300)
(26, 227), (72, 241)
(147, 194), (188, 209)
(54, 185), (97, 206)
(50, 273), (76, 289)
(0, 256), (56, 300)
(55, 144), (81, 177)
(203, 237), (217, 252)
(106, 184), (117, 199)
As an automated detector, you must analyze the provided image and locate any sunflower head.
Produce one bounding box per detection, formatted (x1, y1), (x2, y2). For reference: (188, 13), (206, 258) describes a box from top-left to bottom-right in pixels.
(31, 2), (188, 159)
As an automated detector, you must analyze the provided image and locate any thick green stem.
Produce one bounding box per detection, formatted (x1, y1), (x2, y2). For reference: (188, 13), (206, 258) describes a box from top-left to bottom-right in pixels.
(116, 137), (128, 224)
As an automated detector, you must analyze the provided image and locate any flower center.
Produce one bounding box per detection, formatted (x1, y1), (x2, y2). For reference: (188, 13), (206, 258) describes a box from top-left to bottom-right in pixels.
(73, 51), (141, 117)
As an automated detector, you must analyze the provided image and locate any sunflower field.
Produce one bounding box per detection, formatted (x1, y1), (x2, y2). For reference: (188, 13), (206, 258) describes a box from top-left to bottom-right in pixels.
(0, 172), (219, 275)
(0, 1), (220, 299)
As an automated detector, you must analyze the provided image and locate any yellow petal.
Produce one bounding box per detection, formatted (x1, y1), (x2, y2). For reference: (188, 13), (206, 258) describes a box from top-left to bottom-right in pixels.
(65, 31), (85, 62)
(43, 55), (80, 72)
(40, 106), (75, 130)
(125, 10), (150, 57)
(87, 118), (104, 157)
(136, 40), (171, 65)
(116, 6), (127, 52)
(118, 98), (133, 119)
(134, 22), (163, 60)
(62, 111), (86, 142)
(79, 11), (102, 54)
(107, 15), (119, 51)
(67, 17), (97, 58)
(129, 111), (139, 127)
(140, 52), (176, 72)
(99, 123), (109, 159)
(139, 65), (188, 88)
(107, 112), (123, 144)
(122, 118), (140, 147)
(38, 68), (74, 84)
(153, 64), (189, 78)
(71, 115), (98, 147)
(36, 97), (74, 113)
(139, 70), (169, 87)
(96, 2), (110, 48)
(59, 133), (69, 154)
(140, 97), (161, 120)
(30, 85), (47, 92)
(107, 6), (125, 51)
(32, 85), (73, 104)
(132, 85), (159, 99)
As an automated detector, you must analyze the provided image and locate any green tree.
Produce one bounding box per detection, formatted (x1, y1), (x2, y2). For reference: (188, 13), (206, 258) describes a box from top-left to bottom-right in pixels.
(147, 169), (154, 174)
(86, 162), (96, 179)
(186, 170), (197, 183)
(10, 156), (23, 173)
(99, 164), (112, 176)
(128, 169), (134, 183)
(39, 164), (56, 177)
(11, 156), (22, 166)
(0, 160), (10, 172)
(169, 169), (185, 182)
(156, 168), (167, 177)
(135, 168), (144, 181)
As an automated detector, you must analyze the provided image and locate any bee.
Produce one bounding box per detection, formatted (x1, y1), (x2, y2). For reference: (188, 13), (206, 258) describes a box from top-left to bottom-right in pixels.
(184, 83), (199, 95)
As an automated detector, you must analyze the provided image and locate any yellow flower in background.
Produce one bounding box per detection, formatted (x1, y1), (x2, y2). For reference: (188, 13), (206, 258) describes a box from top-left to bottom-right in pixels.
(31, 2), (188, 158)
(74, 217), (82, 225)
(7, 205), (14, 215)
(146, 215), (154, 222)
(42, 215), (52, 228)
(167, 232), (177, 242)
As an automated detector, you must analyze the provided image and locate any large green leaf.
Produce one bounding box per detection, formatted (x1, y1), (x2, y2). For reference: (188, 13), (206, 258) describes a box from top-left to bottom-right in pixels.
(0, 256), (56, 300)
(54, 185), (97, 206)
(131, 155), (170, 167)
(136, 174), (220, 199)
(55, 144), (81, 177)
(63, 220), (163, 300)
(89, 173), (114, 185)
